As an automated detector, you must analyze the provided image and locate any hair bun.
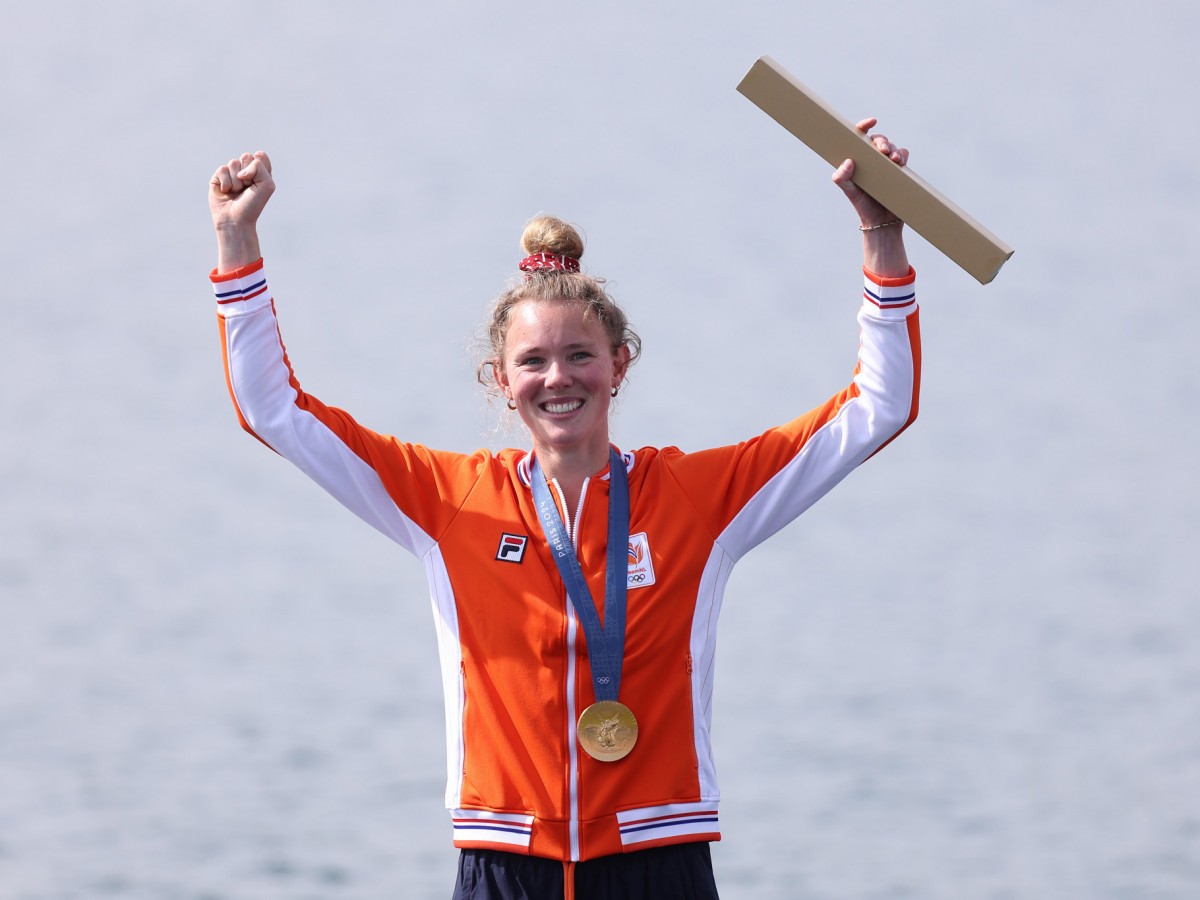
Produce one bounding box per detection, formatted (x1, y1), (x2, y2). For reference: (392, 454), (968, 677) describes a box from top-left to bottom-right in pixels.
(520, 216), (585, 261)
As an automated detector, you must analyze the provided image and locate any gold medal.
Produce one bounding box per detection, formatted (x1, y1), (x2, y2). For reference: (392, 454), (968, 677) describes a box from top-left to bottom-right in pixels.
(577, 700), (638, 762)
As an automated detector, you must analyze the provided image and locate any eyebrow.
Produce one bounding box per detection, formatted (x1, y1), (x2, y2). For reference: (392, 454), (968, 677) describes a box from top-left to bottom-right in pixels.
(512, 340), (601, 355)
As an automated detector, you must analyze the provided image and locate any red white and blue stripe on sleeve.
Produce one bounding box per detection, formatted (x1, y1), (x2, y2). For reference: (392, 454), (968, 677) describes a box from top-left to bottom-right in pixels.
(863, 266), (917, 314)
(211, 259), (269, 305)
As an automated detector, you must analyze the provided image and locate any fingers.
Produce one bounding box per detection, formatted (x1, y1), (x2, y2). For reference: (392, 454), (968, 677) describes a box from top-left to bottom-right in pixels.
(866, 132), (908, 166)
(210, 152), (273, 196)
(853, 118), (909, 167)
(210, 161), (233, 193)
(210, 159), (243, 196)
(249, 150), (272, 174)
(235, 151), (272, 179)
(870, 137), (909, 166)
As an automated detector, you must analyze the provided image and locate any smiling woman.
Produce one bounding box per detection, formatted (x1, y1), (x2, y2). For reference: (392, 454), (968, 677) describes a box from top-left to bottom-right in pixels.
(479, 217), (640, 515)
(207, 124), (920, 900)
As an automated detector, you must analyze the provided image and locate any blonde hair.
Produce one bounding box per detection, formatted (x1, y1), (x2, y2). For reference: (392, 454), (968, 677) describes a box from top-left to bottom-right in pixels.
(477, 216), (642, 396)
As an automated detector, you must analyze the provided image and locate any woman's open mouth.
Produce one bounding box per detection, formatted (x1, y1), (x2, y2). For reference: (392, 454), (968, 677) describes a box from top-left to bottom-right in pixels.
(542, 399), (583, 414)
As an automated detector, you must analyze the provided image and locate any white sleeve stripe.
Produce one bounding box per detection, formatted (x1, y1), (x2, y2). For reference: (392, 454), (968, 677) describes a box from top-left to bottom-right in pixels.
(716, 309), (916, 560)
(217, 274), (436, 557)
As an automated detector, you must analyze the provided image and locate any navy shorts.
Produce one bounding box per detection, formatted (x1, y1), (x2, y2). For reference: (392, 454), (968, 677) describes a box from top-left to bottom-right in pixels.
(451, 842), (720, 900)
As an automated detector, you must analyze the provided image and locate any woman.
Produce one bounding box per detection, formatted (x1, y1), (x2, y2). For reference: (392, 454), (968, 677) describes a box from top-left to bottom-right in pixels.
(207, 120), (919, 900)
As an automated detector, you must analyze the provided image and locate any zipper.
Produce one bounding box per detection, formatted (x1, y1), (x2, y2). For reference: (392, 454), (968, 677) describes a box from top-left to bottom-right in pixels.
(551, 473), (590, 861)
(685, 654), (699, 770)
(552, 477), (589, 545)
(459, 660), (469, 775)
(564, 860), (577, 900)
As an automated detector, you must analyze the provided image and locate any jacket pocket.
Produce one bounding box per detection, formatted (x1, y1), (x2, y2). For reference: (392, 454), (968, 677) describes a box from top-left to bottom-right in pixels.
(684, 654), (699, 770)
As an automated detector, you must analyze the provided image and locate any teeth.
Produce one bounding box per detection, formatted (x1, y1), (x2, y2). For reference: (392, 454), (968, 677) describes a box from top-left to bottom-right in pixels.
(544, 400), (582, 414)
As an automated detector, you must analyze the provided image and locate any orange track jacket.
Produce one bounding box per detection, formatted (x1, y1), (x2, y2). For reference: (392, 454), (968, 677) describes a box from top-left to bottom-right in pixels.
(212, 260), (921, 862)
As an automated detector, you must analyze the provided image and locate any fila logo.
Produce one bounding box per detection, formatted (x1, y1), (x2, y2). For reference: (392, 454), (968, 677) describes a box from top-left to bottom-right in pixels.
(627, 532), (655, 588)
(496, 533), (529, 563)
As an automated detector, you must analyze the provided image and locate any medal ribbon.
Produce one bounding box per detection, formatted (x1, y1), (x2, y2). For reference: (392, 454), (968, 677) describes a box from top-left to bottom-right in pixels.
(531, 447), (629, 703)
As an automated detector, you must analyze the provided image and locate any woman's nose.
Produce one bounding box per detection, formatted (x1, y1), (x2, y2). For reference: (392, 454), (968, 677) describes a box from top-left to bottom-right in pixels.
(545, 359), (572, 388)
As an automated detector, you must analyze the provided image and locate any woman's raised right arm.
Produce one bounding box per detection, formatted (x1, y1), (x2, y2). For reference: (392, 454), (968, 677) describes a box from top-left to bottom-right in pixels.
(206, 152), (473, 555)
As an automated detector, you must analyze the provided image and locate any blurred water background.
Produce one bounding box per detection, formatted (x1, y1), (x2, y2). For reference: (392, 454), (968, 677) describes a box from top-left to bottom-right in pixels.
(2, 1), (1199, 897)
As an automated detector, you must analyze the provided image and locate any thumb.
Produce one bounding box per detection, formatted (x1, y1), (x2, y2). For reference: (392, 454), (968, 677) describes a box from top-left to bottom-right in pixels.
(832, 158), (863, 200)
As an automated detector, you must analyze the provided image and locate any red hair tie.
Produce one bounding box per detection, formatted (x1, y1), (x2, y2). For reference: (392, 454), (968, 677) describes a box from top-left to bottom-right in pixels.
(519, 252), (580, 274)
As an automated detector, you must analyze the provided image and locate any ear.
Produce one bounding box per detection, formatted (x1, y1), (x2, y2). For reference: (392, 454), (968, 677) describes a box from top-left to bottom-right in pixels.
(492, 358), (509, 393)
(612, 344), (631, 389)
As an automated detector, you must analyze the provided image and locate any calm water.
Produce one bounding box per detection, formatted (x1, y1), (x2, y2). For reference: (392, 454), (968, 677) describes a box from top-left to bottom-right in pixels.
(3, 1), (1199, 898)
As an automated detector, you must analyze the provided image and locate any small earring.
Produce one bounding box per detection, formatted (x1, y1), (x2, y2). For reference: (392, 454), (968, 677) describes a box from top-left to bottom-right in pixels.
(506, 397), (517, 411)
(611, 386), (620, 398)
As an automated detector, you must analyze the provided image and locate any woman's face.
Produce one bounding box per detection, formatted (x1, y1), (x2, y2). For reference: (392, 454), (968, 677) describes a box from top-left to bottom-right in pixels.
(498, 299), (629, 465)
